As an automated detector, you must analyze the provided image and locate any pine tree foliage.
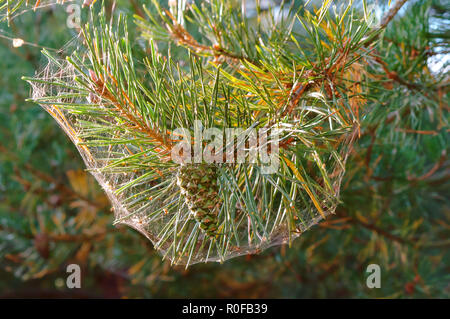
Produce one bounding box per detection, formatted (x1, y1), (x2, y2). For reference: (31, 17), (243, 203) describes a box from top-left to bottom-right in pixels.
(22, 0), (382, 265)
(0, 0), (448, 297)
(0, 0), (72, 23)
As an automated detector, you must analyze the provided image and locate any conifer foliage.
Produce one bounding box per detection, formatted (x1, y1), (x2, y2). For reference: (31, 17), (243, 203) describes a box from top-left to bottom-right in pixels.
(23, 0), (378, 265)
(0, 0), (447, 285)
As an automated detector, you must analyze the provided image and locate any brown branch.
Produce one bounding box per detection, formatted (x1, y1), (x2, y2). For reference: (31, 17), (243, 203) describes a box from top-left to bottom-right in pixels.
(350, 216), (410, 245)
(379, 0), (409, 30)
(408, 150), (447, 182)
(363, 0), (410, 47)
(336, 208), (412, 245)
(167, 22), (249, 65)
(395, 128), (439, 136)
(129, 0), (146, 18)
(371, 53), (424, 91)
(48, 231), (108, 243)
(364, 129), (377, 168)
(281, 83), (311, 117)
(89, 70), (173, 156)
(164, 9), (262, 67)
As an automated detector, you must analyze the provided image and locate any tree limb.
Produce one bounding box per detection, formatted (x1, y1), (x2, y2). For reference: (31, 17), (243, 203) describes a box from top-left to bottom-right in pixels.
(379, 0), (410, 30)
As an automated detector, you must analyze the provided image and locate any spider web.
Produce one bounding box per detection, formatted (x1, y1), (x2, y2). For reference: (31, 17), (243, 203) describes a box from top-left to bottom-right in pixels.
(27, 34), (358, 266)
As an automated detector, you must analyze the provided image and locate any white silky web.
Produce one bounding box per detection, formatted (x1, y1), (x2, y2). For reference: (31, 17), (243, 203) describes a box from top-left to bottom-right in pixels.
(27, 39), (358, 266)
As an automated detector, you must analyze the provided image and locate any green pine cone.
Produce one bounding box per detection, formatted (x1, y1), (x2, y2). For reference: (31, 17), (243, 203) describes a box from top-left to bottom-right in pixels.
(177, 163), (221, 237)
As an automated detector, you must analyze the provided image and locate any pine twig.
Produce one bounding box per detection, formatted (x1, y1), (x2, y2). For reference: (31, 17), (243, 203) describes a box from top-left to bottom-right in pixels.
(88, 70), (173, 156)
(130, 0), (145, 19)
(379, 0), (410, 30)
(371, 53), (423, 91)
(166, 19), (255, 66)
(407, 150), (448, 182)
(363, 0), (410, 47)
(281, 83), (311, 117)
(349, 216), (410, 245)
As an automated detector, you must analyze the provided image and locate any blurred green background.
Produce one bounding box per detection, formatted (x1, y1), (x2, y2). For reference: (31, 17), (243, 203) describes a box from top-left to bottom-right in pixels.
(0, 0), (449, 298)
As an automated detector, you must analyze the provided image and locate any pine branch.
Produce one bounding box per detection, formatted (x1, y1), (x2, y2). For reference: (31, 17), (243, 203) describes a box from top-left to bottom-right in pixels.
(88, 70), (173, 157)
(379, 0), (410, 30)
(24, 1), (441, 267)
(371, 53), (423, 91)
(363, 0), (410, 47)
(166, 17), (246, 65)
(349, 216), (410, 245)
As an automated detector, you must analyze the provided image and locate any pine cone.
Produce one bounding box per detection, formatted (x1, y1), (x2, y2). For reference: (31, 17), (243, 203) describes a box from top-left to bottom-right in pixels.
(177, 163), (221, 237)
